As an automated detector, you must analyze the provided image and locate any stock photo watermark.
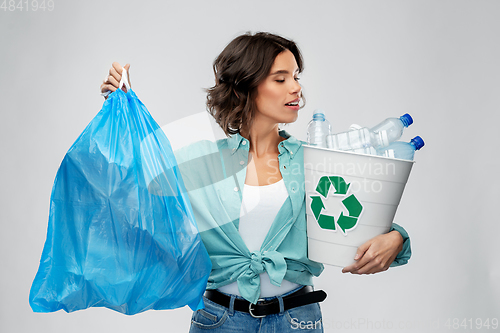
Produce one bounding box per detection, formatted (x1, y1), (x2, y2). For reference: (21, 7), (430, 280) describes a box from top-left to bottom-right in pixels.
(304, 159), (397, 178)
(290, 317), (499, 331)
(1, 0), (54, 11)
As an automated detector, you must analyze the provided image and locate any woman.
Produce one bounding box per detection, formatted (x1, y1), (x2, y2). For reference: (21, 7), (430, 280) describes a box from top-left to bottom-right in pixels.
(100, 32), (410, 332)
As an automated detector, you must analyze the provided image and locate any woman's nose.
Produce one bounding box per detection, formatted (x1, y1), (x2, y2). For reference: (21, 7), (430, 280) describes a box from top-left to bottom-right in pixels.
(291, 80), (301, 95)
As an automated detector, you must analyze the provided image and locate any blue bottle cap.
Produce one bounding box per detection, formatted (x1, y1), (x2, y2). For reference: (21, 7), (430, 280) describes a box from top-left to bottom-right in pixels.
(400, 113), (413, 127)
(313, 109), (326, 121)
(410, 136), (425, 150)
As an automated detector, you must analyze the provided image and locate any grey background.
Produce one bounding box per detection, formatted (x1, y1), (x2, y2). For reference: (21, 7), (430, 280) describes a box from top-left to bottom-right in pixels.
(1, 0), (499, 332)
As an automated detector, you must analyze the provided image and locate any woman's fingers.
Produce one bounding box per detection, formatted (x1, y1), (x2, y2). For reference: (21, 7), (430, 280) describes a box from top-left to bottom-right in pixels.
(111, 62), (131, 91)
(107, 74), (120, 88)
(109, 67), (121, 86)
(112, 62), (123, 74)
(100, 83), (116, 97)
(101, 62), (131, 98)
(341, 231), (402, 275)
(105, 84), (117, 92)
(342, 239), (371, 273)
(100, 82), (114, 92)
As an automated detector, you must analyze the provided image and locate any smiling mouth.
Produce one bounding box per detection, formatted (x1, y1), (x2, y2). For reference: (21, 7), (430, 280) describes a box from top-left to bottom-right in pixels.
(285, 101), (299, 106)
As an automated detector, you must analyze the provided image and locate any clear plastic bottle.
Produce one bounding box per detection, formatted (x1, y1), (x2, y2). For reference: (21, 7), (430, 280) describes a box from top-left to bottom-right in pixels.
(377, 136), (425, 160)
(350, 147), (378, 155)
(345, 124), (377, 155)
(326, 113), (413, 150)
(307, 109), (331, 148)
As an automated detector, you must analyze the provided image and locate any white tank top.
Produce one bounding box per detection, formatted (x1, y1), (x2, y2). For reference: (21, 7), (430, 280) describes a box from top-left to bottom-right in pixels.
(217, 179), (301, 297)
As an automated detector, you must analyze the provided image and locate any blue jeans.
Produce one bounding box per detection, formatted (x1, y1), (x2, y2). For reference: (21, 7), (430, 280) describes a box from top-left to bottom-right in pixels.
(189, 286), (323, 332)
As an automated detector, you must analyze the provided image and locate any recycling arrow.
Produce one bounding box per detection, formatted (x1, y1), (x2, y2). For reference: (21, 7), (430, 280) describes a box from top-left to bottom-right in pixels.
(337, 194), (363, 232)
(310, 196), (324, 220)
(311, 196), (335, 230)
(316, 176), (350, 197)
(309, 176), (363, 235)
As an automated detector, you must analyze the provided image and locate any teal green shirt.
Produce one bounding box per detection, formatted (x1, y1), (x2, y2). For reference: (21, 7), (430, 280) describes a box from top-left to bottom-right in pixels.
(167, 130), (410, 304)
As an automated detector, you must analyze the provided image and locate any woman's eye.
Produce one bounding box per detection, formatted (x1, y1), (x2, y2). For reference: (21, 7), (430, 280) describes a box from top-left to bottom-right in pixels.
(275, 77), (299, 83)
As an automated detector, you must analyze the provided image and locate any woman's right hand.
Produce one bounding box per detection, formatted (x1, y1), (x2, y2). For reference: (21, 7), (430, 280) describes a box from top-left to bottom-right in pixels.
(100, 62), (131, 99)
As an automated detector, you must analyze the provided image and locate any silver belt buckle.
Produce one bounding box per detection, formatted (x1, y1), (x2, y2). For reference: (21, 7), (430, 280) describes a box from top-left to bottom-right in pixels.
(248, 298), (266, 318)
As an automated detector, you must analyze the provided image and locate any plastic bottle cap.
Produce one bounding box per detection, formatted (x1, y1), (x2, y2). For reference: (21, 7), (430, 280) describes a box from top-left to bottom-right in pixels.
(400, 113), (413, 127)
(411, 136), (425, 150)
(312, 109), (326, 121)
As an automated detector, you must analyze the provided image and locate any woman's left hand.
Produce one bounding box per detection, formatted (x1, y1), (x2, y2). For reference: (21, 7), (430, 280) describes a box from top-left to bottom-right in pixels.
(342, 230), (403, 274)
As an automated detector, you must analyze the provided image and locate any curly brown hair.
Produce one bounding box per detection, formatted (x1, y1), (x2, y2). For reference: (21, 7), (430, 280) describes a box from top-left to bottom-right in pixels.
(206, 32), (304, 136)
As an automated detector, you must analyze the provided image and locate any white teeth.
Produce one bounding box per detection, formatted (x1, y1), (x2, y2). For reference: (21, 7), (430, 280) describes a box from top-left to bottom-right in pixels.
(286, 102), (298, 106)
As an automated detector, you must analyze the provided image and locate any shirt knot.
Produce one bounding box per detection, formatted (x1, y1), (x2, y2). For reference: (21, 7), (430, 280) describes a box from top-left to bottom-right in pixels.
(250, 251), (264, 274)
(236, 250), (288, 304)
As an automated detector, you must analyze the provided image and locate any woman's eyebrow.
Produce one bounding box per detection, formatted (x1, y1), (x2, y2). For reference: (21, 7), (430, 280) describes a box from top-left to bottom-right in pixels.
(269, 69), (300, 75)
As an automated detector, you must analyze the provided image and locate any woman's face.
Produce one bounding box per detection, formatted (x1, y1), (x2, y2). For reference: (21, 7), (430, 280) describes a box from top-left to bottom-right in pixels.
(254, 50), (302, 126)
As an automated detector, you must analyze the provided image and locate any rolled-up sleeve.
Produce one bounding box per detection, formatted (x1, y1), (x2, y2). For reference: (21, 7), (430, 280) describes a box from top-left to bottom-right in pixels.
(389, 223), (411, 267)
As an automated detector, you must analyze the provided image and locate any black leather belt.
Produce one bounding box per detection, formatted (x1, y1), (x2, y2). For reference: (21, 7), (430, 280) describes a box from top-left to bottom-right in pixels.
(204, 286), (327, 318)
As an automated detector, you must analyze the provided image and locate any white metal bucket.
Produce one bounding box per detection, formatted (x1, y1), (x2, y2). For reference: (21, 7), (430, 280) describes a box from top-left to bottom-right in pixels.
(304, 145), (414, 267)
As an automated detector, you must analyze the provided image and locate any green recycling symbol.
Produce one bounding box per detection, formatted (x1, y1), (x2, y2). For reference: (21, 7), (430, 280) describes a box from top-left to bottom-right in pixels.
(310, 176), (363, 234)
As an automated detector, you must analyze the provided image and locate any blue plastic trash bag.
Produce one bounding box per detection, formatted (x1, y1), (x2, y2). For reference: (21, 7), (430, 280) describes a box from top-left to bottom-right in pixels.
(29, 79), (211, 315)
